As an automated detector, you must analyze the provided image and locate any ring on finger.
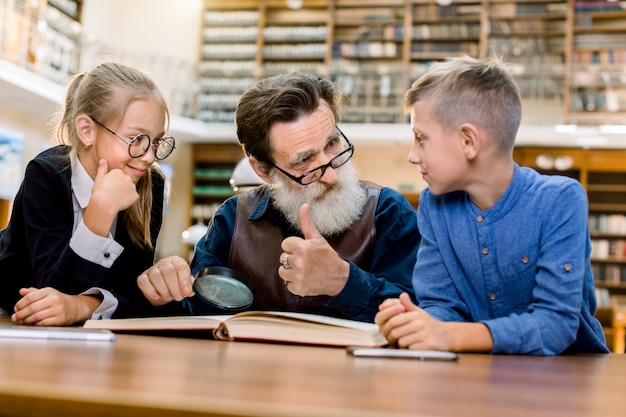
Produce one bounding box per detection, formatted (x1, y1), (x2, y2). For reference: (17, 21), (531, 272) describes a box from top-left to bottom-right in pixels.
(280, 254), (291, 270)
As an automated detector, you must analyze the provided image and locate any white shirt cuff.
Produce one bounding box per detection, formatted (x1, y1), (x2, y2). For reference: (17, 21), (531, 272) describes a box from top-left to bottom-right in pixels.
(70, 221), (124, 268)
(81, 288), (118, 320)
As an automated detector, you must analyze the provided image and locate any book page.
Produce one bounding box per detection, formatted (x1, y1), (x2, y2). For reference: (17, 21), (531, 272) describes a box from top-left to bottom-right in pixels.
(229, 311), (379, 331)
(218, 311), (387, 347)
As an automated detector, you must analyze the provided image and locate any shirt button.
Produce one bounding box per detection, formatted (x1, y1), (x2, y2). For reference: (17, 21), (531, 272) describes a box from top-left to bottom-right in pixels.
(489, 293), (497, 301)
(521, 256), (529, 264)
(104, 252), (110, 258)
(476, 215), (484, 223)
(564, 263), (572, 272)
(481, 248), (489, 255)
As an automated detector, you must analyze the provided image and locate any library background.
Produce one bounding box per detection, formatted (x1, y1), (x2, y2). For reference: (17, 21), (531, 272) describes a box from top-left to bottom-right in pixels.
(0, 0), (625, 352)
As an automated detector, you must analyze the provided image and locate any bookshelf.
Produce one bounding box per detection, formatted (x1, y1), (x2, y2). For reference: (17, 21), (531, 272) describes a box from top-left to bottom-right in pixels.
(409, 0), (484, 74)
(196, 3), (260, 123)
(331, 1), (406, 123)
(199, 1), (626, 126)
(186, 143), (244, 256)
(566, 0), (626, 124)
(261, 0), (330, 77)
(487, 0), (568, 107)
(0, 0), (82, 86)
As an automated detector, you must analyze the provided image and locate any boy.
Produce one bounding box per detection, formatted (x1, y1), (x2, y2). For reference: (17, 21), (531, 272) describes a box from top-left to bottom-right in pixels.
(375, 55), (608, 355)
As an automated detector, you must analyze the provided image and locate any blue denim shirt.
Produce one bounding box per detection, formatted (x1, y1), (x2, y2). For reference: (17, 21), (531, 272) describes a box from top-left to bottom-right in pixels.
(188, 185), (420, 322)
(415, 164), (608, 355)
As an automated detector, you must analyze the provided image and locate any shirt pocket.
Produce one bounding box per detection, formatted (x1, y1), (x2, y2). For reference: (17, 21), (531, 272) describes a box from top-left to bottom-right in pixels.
(497, 244), (538, 312)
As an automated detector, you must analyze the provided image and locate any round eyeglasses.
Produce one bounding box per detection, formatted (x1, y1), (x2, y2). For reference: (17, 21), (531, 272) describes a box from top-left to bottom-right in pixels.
(90, 117), (176, 160)
(269, 128), (354, 185)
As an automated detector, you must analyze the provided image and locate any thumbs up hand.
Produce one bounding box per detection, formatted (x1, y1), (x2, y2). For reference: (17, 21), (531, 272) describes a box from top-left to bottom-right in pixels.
(298, 202), (323, 241)
(278, 203), (350, 297)
(83, 159), (140, 237)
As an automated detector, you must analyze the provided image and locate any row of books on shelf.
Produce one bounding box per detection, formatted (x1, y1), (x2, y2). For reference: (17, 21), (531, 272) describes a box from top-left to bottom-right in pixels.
(198, 60), (257, 75)
(335, 7), (398, 24)
(411, 42), (479, 55)
(263, 26), (327, 41)
(571, 49), (626, 64)
(593, 263), (626, 285)
(263, 44), (327, 59)
(346, 24), (404, 41)
(190, 203), (223, 221)
(194, 168), (234, 179)
(333, 42), (398, 59)
(197, 94), (240, 108)
(195, 109), (235, 124)
(574, 1), (624, 12)
(413, 4), (481, 20)
(570, 88), (624, 112)
(203, 10), (259, 25)
(198, 77), (255, 93)
(589, 214), (626, 235)
(332, 73), (399, 97)
(490, 19), (567, 35)
(575, 13), (626, 29)
(202, 26), (258, 42)
(487, 38), (560, 56)
(201, 44), (257, 59)
(412, 23), (480, 40)
(490, 2), (566, 17)
(192, 185), (235, 197)
(591, 239), (626, 261)
(574, 34), (626, 50)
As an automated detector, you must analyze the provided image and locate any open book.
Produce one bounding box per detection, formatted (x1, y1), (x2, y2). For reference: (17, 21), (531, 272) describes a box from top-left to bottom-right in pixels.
(83, 311), (388, 348)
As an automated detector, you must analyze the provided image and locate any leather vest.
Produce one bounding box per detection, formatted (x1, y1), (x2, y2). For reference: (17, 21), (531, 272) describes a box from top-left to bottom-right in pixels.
(229, 181), (381, 315)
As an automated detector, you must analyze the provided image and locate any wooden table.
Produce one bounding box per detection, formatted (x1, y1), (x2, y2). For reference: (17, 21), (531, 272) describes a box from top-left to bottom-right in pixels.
(0, 329), (625, 417)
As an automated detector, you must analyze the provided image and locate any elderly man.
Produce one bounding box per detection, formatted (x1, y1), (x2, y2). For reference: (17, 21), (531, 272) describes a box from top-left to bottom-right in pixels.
(138, 73), (419, 322)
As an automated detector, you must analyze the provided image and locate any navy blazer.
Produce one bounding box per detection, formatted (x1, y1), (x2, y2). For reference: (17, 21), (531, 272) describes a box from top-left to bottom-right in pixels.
(0, 145), (164, 318)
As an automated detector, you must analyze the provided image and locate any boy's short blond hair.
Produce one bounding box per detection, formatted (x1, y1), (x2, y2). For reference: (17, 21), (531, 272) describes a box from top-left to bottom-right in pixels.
(404, 55), (522, 153)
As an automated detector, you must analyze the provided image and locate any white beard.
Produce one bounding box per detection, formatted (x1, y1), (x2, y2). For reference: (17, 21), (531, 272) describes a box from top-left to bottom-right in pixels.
(269, 161), (367, 237)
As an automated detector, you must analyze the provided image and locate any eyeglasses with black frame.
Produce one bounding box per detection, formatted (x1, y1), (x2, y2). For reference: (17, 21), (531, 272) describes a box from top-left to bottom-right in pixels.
(269, 128), (354, 185)
(90, 117), (176, 160)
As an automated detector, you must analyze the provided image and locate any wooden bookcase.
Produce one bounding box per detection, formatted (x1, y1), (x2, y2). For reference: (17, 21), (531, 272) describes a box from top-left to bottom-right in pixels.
(565, 1), (626, 124)
(487, 0), (568, 108)
(184, 143), (245, 257)
(0, 0), (83, 85)
(189, 143), (244, 228)
(196, 3), (259, 123)
(199, 0), (626, 125)
(331, 0), (407, 123)
(409, 0), (484, 74)
(262, 0), (330, 77)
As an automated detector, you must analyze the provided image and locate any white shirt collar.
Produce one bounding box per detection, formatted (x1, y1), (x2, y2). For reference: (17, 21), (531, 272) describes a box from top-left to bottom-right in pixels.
(70, 150), (94, 210)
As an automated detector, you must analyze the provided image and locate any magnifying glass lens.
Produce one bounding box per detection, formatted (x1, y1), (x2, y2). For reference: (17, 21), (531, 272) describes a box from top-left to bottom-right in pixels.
(192, 268), (253, 311)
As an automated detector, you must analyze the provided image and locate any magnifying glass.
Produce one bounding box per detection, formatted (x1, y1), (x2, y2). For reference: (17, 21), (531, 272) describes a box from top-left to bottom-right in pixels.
(192, 266), (254, 311)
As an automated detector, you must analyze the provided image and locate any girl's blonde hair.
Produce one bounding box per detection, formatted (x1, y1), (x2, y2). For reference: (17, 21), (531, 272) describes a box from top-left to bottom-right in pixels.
(51, 62), (170, 248)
